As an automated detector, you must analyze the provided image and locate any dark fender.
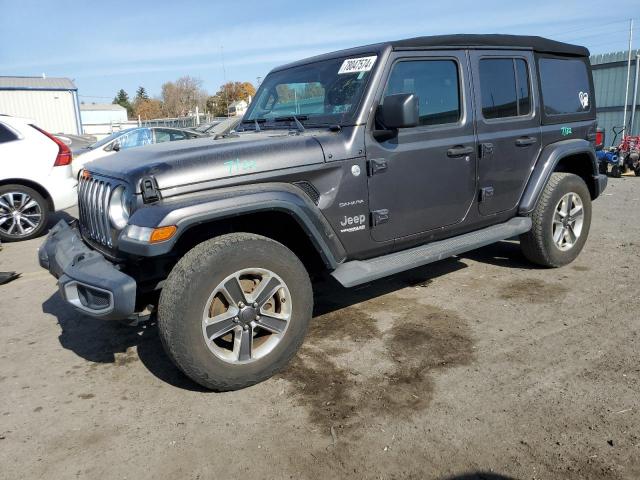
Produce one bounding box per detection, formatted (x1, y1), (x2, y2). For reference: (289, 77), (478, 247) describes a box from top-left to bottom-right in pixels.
(119, 182), (347, 268)
(519, 139), (605, 215)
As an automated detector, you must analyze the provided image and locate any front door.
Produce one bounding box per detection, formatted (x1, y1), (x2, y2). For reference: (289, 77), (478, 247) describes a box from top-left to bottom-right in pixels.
(469, 50), (542, 216)
(366, 51), (477, 242)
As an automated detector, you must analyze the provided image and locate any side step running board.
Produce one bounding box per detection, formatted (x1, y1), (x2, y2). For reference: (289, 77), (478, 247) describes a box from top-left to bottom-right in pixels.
(331, 217), (532, 288)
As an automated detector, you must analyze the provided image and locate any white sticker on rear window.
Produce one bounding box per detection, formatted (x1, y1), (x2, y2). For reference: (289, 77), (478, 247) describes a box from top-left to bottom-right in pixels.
(338, 56), (377, 74)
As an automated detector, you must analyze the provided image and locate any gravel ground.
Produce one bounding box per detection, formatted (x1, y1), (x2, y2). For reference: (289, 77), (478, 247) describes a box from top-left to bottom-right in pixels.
(0, 177), (638, 480)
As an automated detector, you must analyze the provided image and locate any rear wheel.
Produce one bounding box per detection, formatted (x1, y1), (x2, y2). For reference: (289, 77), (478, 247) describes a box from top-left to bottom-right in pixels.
(0, 185), (49, 242)
(158, 233), (313, 391)
(520, 173), (592, 267)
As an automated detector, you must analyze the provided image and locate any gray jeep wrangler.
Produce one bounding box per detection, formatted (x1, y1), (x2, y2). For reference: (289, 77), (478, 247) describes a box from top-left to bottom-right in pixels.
(40, 34), (607, 390)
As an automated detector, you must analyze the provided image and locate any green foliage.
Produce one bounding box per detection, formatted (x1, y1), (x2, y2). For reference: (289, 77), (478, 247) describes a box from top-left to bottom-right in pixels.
(112, 89), (133, 118)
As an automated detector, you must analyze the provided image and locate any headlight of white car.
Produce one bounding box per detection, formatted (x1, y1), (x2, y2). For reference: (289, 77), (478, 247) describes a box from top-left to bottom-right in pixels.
(108, 186), (129, 229)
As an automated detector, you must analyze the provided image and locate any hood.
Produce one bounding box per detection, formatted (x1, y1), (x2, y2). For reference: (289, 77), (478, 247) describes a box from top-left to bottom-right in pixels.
(86, 130), (327, 193)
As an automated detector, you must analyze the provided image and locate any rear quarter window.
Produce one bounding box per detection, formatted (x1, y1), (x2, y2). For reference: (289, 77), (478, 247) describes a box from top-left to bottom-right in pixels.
(0, 123), (19, 143)
(538, 57), (593, 119)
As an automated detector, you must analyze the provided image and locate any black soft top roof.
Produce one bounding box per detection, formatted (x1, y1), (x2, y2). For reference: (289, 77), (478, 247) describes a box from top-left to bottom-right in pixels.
(274, 34), (588, 72)
(391, 34), (589, 57)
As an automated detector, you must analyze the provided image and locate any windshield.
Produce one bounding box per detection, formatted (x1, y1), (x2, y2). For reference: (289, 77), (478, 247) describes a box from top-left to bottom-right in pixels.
(244, 54), (378, 126)
(88, 129), (134, 150)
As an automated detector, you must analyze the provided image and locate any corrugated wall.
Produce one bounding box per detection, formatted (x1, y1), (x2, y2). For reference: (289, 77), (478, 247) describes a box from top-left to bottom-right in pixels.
(591, 49), (640, 143)
(0, 89), (79, 134)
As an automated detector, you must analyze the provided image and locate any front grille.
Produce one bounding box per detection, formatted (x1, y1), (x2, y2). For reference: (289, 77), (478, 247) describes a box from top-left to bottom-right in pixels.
(78, 174), (117, 247)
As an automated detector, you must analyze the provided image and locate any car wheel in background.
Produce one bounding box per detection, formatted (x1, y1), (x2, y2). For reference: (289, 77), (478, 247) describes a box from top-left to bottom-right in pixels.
(0, 185), (50, 242)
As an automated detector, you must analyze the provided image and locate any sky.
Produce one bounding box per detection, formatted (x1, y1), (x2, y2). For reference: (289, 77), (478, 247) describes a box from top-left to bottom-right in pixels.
(1, 0), (639, 103)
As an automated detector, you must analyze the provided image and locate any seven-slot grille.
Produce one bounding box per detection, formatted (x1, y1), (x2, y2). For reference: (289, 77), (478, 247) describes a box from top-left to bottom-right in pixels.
(78, 174), (117, 247)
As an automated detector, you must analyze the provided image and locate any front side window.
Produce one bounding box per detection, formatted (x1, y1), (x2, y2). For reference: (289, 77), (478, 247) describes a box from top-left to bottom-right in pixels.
(539, 57), (591, 115)
(479, 58), (531, 119)
(384, 59), (461, 126)
(244, 55), (377, 126)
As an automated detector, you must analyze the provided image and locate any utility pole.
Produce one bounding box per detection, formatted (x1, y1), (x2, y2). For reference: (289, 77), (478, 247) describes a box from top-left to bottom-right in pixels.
(622, 19), (634, 135)
(630, 53), (640, 136)
(221, 45), (229, 118)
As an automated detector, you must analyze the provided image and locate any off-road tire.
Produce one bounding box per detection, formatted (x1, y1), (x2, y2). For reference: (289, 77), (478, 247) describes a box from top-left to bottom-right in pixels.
(0, 184), (50, 242)
(158, 233), (313, 391)
(520, 173), (592, 267)
(611, 165), (622, 178)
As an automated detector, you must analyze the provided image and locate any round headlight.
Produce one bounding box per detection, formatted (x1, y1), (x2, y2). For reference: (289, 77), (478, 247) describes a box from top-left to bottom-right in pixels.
(108, 186), (129, 229)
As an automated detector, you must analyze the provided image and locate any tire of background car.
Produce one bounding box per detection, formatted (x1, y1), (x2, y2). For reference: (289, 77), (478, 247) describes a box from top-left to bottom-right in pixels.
(635, 166), (640, 177)
(158, 232), (313, 391)
(598, 161), (608, 175)
(611, 165), (622, 178)
(520, 172), (592, 268)
(0, 184), (50, 242)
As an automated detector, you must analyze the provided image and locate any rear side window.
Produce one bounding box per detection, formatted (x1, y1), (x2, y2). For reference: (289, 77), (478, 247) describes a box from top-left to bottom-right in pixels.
(539, 57), (591, 115)
(0, 123), (18, 143)
(384, 59), (461, 126)
(479, 58), (531, 119)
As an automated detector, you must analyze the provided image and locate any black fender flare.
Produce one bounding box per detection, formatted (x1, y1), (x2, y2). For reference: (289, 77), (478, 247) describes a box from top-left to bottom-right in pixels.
(119, 182), (346, 268)
(519, 139), (602, 215)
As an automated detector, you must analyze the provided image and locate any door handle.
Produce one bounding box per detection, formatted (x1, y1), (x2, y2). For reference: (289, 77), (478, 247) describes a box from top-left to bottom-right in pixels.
(447, 146), (474, 157)
(515, 136), (537, 147)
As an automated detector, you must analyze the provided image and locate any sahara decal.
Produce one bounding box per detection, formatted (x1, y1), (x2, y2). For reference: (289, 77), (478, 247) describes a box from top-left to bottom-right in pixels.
(339, 199), (365, 208)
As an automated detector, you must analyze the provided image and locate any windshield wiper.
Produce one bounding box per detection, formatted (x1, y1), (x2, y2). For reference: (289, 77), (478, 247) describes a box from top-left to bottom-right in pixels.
(274, 115), (307, 133)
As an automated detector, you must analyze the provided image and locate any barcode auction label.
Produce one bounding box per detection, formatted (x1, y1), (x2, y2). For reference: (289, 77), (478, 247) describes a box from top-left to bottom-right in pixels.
(338, 56), (377, 74)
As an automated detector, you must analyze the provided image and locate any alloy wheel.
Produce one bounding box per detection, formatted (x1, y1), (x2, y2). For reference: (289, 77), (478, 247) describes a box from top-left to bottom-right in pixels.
(0, 191), (43, 238)
(201, 268), (292, 364)
(552, 192), (584, 251)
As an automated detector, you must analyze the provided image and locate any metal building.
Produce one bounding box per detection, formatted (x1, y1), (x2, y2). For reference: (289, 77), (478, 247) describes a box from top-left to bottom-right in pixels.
(591, 49), (640, 143)
(0, 76), (82, 135)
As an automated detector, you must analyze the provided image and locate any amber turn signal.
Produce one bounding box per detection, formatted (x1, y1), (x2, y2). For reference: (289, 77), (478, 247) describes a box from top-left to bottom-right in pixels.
(149, 226), (177, 243)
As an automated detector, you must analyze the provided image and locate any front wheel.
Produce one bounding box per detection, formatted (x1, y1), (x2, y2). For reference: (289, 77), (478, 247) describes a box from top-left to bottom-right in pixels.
(0, 185), (49, 242)
(158, 233), (313, 391)
(520, 173), (592, 267)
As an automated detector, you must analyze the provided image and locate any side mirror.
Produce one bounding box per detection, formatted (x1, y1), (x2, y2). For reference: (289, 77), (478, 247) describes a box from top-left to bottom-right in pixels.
(112, 141), (121, 152)
(378, 93), (420, 129)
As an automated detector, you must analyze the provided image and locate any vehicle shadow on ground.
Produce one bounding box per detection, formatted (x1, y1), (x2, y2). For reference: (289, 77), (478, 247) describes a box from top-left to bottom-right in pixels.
(41, 240), (530, 392)
(42, 292), (209, 392)
(441, 474), (517, 480)
(312, 256), (467, 316)
(459, 239), (541, 270)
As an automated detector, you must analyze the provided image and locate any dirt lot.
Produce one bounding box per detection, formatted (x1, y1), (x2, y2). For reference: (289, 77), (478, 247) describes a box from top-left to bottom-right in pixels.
(1, 177), (638, 480)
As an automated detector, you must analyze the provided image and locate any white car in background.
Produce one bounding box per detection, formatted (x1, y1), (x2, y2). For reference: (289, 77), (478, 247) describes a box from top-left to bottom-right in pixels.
(0, 115), (77, 242)
(71, 126), (204, 177)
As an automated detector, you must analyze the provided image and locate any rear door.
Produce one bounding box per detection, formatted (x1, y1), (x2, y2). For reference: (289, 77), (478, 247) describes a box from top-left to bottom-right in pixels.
(366, 50), (477, 242)
(470, 50), (541, 216)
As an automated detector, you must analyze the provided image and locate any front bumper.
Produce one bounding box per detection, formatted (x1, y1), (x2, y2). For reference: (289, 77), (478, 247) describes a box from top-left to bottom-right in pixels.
(38, 221), (136, 320)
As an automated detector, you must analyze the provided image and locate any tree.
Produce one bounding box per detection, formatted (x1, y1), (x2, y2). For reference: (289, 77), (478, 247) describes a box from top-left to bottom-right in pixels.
(112, 89), (133, 118)
(160, 76), (207, 117)
(208, 81), (256, 116)
(134, 98), (163, 120)
(135, 86), (149, 102)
